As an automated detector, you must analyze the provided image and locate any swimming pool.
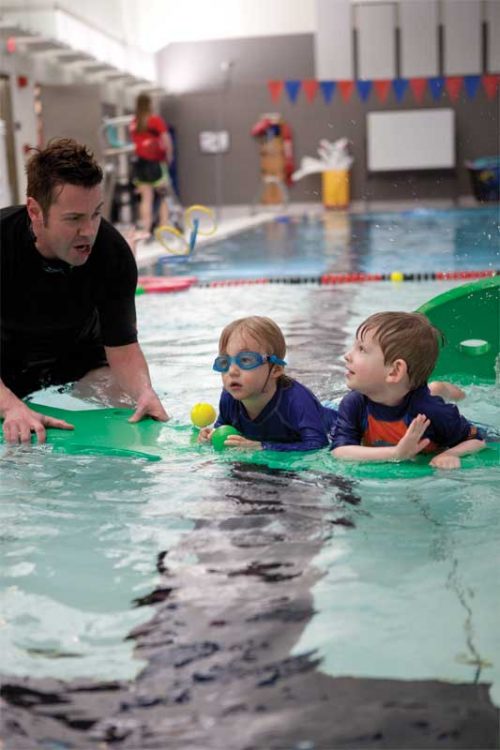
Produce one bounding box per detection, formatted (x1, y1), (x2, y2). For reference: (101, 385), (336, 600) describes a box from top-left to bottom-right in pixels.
(1, 218), (499, 747)
(157, 205), (500, 282)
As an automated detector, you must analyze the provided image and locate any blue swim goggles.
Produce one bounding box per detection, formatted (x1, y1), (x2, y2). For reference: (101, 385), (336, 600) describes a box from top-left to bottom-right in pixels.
(213, 351), (287, 373)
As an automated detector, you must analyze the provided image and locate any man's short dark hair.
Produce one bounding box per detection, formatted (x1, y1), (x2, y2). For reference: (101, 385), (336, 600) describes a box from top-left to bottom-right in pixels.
(26, 138), (103, 220)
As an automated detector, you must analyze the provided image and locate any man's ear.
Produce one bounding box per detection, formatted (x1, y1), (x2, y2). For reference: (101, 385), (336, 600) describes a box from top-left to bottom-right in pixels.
(386, 358), (408, 384)
(26, 197), (43, 225)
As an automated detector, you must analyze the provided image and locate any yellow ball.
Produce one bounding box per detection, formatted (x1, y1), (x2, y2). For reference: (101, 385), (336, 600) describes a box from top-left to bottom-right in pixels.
(190, 403), (217, 428)
(390, 271), (404, 282)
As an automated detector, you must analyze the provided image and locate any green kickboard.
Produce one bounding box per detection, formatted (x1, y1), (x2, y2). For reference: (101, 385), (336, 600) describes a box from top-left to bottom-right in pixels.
(417, 276), (499, 384)
(1, 404), (498, 479)
(0, 404), (171, 462)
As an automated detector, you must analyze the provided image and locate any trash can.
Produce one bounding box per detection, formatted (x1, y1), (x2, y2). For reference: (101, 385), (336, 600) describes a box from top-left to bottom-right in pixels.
(465, 156), (500, 202)
(322, 169), (350, 208)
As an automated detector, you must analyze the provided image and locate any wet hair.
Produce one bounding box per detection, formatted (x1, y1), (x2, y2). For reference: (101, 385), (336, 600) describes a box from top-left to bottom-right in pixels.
(26, 138), (103, 221)
(219, 316), (291, 387)
(135, 92), (153, 133)
(356, 311), (444, 389)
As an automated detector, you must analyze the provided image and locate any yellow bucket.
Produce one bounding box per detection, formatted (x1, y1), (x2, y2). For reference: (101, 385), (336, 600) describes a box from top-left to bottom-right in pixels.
(322, 169), (350, 208)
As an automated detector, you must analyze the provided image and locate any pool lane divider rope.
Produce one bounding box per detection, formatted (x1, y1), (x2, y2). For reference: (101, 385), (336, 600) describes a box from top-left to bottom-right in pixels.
(137, 270), (497, 293)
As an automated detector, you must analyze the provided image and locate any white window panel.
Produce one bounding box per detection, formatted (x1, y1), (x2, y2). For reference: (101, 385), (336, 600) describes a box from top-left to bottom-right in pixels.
(442, 0), (482, 75)
(356, 3), (396, 80)
(399, 1), (439, 78)
(315, 0), (354, 80)
(486, 0), (500, 74)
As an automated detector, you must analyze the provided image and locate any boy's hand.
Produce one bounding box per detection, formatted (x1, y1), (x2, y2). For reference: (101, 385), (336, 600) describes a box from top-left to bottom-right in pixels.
(197, 427), (214, 444)
(224, 435), (262, 451)
(429, 453), (461, 470)
(394, 414), (431, 460)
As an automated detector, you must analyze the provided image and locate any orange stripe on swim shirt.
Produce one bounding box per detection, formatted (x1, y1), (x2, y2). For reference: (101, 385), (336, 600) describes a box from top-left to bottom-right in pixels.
(363, 414), (437, 452)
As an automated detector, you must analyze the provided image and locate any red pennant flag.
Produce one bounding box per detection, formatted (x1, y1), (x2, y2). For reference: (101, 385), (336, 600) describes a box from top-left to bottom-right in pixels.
(302, 79), (319, 103)
(445, 76), (463, 102)
(267, 80), (284, 102)
(338, 80), (354, 102)
(374, 80), (391, 103)
(409, 78), (427, 103)
(482, 74), (500, 100)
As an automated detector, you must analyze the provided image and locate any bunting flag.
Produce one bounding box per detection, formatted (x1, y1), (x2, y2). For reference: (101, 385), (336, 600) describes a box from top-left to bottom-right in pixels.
(409, 78), (427, 103)
(482, 74), (500, 99)
(464, 75), (481, 99)
(356, 80), (372, 102)
(374, 79), (392, 103)
(392, 78), (409, 102)
(303, 79), (319, 102)
(285, 80), (301, 103)
(445, 76), (463, 102)
(319, 80), (336, 103)
(429, 76), (445, 100)
(268, 74), (492, 105)
(267, 80), (283, 103)
(338, 80), (354, 102)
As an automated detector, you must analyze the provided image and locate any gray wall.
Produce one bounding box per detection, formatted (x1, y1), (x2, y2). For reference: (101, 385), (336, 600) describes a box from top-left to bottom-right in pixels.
(162, 73), (498, 206)
(157, 35), (314, 94)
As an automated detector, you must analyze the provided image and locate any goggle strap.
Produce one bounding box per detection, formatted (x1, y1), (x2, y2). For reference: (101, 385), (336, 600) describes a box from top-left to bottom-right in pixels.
(269, 355), (287, 366)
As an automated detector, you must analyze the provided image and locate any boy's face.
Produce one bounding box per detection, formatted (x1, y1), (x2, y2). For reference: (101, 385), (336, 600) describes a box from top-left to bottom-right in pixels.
(344, 328), (390, 395)
(221, 330), (280, 402)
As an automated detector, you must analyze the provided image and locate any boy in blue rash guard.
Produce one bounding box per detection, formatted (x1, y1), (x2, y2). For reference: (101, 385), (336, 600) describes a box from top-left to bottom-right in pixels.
(197, 316), (337, 451)
(330, 312), (486, 470)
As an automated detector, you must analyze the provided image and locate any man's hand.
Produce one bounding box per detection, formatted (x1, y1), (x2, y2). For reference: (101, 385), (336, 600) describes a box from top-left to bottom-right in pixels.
(128, 388), (169, 423)
(223, 434), (262, 451)
(2, 402), (74, 444)
(394, 414), (431, 460)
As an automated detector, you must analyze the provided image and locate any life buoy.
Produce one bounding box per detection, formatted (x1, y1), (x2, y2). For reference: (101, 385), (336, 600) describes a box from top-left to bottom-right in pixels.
(281, 122), (295, 186)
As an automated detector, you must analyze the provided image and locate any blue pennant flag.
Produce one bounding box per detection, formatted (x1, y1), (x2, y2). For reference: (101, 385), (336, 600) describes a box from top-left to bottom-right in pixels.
(356, 80), (372, 102)
(285, 80), (301, 103)
(429, 76), (445, 100)
(392, 78), (409, 102)
(319, 80), (336, 103)
(464, 75), (481, 99)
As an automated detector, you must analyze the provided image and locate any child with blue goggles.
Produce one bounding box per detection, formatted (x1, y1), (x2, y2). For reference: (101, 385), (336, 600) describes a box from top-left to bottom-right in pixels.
(198, 316), (338, 452)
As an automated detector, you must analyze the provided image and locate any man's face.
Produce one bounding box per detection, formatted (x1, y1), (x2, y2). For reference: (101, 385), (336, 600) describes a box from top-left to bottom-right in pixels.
(27, 183), (103, 267)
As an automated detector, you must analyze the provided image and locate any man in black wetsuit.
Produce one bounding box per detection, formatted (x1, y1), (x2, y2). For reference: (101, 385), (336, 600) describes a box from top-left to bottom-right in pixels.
(0, 138), (168, 443)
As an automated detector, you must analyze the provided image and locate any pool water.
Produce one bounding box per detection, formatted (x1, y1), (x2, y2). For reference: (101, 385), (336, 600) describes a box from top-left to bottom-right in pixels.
(159, 206), (500, 281)
(1, 232), (499, 746)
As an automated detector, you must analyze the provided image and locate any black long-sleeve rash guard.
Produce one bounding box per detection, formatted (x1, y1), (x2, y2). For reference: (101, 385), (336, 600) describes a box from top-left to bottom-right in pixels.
(0, 205), (138, 397)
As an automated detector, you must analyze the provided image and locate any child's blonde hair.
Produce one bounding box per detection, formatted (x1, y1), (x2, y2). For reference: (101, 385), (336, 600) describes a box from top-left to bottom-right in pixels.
(357, 312), (443, 389)
(219, 316), (290, 386)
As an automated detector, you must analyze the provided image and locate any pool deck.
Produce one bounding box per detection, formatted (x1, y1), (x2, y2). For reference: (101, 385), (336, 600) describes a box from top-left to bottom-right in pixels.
(133, 197), (480, 273)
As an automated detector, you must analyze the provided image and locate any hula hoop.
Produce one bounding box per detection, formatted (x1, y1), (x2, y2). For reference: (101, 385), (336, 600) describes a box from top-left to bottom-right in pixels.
(185, 205), (217, 236)
(154, 224), (190, 255)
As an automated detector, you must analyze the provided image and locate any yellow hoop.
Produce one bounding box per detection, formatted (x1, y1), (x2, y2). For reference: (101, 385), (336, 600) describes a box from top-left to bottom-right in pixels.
(185, 205), (217, 236)
(154, 225), (190, 255)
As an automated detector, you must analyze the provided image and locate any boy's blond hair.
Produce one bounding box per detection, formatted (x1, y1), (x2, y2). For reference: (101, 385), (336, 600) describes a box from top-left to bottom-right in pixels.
(357, 312), (443, 389)
(219, 316), (289, 386)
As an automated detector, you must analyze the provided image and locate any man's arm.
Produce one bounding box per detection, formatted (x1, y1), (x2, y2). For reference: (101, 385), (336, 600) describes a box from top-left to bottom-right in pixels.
(0, 379), (74, 444)
(104, 342), (169, 422)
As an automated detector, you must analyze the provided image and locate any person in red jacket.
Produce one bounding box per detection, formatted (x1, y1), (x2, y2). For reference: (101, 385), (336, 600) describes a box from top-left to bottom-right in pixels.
(130, 93), (173, 238)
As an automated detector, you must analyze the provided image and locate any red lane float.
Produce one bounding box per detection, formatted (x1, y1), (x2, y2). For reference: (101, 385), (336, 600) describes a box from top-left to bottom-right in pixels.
(137, 276), (197, 293)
